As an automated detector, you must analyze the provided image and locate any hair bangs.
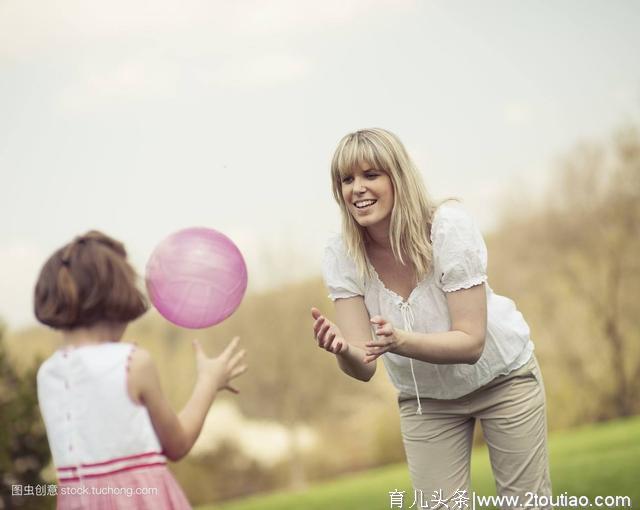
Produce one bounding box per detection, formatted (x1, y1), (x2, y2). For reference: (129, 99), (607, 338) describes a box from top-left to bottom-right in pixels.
(334, 134), (376, 177)
(330, 128), (444, 282)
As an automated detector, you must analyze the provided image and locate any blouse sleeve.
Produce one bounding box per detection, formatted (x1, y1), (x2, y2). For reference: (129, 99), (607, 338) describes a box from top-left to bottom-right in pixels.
(431, 205), (488, 293)
(321, 237), (365, 301)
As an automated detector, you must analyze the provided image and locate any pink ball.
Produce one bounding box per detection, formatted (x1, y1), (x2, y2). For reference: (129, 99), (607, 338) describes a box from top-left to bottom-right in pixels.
(145, 228), (248, 329)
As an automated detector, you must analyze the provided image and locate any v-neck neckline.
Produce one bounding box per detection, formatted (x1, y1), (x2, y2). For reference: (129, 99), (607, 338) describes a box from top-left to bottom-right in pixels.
(368, 263), (431, 305)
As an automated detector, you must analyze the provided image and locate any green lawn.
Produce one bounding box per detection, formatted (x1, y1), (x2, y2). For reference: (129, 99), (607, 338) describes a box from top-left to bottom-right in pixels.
(198, 415), (640, 510)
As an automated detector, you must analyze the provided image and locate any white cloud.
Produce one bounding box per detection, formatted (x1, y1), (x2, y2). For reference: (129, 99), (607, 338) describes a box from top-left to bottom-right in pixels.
(234, 0), (416, 37)
(0, 0), (222, 58)
(57, 55), (180, 112)
(241, 53), (311, 86)
(223, 226), (324, 293)
(504, 102), (534, 126)
(54, 48), (311, 113)
(0, 241), (48, 329)
(191, 51), (313, 89)
(0, 0), (417, 59)
(1, 0), (416, 110)
(612, 84), (639, 111)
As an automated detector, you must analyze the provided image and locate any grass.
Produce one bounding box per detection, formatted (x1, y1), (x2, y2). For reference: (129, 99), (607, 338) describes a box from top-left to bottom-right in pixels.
(198, 415), (640, 510)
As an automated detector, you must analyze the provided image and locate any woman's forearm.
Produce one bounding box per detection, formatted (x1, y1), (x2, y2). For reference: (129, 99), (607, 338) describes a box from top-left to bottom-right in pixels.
(336, 344), (376, 381)
(393, 329), (484, 365)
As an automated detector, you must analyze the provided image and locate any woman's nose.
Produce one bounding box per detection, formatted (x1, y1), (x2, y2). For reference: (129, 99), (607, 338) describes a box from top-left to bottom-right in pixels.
(353, 177), (367, 194)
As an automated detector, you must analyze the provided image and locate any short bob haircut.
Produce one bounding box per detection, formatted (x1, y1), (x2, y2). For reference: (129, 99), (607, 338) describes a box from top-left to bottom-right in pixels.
(34, 230), (147, 330)
(330, 128), (442, 281)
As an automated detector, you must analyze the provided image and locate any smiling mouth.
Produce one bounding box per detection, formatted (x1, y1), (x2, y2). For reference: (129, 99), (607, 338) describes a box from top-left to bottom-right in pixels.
(354, 199), (377, 209)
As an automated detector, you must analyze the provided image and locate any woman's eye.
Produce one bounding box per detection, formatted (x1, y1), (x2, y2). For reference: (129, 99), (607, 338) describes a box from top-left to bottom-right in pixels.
(341, 176), (354, 184)
(365, 172), (378, 179)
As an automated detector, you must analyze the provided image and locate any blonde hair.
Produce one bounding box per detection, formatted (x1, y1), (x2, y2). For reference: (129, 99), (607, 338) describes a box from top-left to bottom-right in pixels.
(330, 128), (440, 281)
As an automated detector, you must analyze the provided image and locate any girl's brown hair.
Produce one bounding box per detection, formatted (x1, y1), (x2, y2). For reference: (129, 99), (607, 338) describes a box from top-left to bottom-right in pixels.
(34, 231), (147, 329)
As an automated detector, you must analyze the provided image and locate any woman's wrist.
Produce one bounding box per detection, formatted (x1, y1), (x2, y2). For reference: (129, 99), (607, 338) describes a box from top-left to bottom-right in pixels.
(392, 329), (409, 352)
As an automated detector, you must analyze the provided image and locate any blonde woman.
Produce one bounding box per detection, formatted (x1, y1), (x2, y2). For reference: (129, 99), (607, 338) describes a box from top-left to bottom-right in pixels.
(311, 128), (552, 508)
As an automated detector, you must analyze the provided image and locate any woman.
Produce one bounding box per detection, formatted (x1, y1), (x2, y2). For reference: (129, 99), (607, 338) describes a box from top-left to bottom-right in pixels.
(311, 128), (551, 508)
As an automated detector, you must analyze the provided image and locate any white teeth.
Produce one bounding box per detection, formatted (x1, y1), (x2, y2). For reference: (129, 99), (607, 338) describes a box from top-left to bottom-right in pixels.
(355, 200), (376, 208)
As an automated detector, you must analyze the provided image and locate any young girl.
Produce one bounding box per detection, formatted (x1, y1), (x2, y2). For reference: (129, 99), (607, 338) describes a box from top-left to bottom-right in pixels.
(311, 129), (552, 508)
(35, 230), (247, 509)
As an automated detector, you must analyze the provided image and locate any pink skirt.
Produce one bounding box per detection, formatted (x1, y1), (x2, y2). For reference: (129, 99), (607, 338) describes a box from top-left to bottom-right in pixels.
(56, 464), (191, 510)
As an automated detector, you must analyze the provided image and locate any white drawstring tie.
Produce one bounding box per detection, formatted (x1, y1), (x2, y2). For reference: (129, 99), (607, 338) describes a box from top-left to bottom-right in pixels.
(399, 301), (422, 415)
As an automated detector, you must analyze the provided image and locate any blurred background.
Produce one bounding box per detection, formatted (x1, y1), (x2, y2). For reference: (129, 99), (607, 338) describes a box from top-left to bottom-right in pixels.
(1, 1), (639, 509)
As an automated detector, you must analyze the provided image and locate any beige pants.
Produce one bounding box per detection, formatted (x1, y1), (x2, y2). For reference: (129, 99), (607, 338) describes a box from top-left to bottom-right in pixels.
(399, 355), (552, 510)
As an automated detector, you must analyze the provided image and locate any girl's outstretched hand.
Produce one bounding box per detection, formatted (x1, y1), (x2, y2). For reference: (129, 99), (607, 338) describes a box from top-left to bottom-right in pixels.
(364, 316), (399, 363)
(193, 337), (247, 394)
(311, 307), (349, 355)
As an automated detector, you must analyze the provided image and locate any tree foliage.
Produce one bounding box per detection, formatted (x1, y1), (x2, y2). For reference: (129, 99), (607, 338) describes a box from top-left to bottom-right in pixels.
(0, 323), (53, 509)
(488, 125), (640, 425)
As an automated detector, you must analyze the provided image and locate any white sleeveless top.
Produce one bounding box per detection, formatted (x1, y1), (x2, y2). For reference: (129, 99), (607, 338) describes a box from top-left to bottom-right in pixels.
(37, 342), (166, 482)
(322, 204), (534, 405)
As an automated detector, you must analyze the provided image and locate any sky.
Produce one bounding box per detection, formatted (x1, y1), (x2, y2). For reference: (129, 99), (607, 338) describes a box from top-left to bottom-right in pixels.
(1, 0), (639, 329)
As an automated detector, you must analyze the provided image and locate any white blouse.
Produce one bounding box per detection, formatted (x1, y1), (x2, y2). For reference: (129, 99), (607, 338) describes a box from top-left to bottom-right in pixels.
(322, 204), (534, 409)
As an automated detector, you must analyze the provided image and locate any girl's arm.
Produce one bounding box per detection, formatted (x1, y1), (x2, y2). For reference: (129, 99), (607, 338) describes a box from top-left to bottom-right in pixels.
(365, 284), (487, 365)
(128, 338), (247, 461)
(311, 295), (376, 382)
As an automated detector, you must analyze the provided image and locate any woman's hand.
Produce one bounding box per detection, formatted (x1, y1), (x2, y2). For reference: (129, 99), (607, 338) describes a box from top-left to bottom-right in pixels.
(311, 307), (350, 355)
(193, 337), (247, 394)
(364, 316), (401, 363)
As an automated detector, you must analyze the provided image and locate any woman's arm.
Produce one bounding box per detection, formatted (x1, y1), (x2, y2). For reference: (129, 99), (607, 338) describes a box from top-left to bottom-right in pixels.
(311, 296), (376, 382)
(128, 338), (247, 461)
(365, 284), (487, 365)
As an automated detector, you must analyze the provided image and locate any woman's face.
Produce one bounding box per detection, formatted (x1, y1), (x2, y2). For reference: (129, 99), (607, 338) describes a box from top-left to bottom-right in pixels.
(341, 162), (394, 229)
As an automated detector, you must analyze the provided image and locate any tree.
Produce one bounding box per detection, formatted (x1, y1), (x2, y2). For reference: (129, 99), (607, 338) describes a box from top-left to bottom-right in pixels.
(203, 276), (381, 489)
(490, 125), (640, 424)
(0, 322), (53, 509)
